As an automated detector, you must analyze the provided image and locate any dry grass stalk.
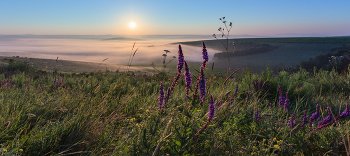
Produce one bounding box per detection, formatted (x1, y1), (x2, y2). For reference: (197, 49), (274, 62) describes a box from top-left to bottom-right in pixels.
(152, 117), (172, 156)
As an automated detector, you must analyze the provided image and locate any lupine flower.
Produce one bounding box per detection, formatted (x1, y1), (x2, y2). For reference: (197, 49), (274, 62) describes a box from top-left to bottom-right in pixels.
(278, 85), (285, 107)
(158, 82), (164, 109)
(318, 107), (334, 127)
(194, 94), (215, 139)
(184, 61), (192, 97)
(289, 115), (295, 129)
(202, 42), (209, 68)
(309, 104), (320, 126)
(284, 92), (290, 112)
(336, 104), (350, 120)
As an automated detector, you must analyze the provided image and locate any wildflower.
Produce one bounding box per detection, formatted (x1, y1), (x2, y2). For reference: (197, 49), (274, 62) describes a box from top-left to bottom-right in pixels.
(163, 87), (171, 108)
(177, 45), (184, 71)
(158, 82), (164, 109)
(202, 42), (209, 68)
(273, 145), (280, 150)
(194, 94), (215, 139)
(284, 92), (290, 112)
(199, 68), (206, 102)
(255, 108), (261, 121)
(19, 149), (23, 152)
(309, 104), (320, 126)
(235, 84), (238, 95)
(184, 61), (192, 97)
(289, 114), (295, 129)
(336, 104), (350, 120)
(208, 94), (215, 121)
(294, 110), (308, 130)
(318, 107), (334, 127)
(278, 85), (285, 107)
(193, 66), (205, 99)
(3, 149), (7, 152)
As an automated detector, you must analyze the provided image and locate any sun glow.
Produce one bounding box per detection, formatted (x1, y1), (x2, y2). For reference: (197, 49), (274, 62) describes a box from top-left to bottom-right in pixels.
(129, 22), (136, 29)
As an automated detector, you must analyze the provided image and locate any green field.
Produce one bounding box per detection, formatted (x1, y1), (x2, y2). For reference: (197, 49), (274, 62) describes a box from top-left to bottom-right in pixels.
(1, 45), (350, 155)
(176, 37), (350, 73)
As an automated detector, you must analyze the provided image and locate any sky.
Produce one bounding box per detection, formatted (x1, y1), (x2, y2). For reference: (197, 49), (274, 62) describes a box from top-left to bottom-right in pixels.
(1, 0), (350, 36)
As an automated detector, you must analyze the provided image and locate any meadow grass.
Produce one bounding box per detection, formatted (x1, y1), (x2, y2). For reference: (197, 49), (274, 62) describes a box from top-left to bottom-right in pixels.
(0, 51), (350, 155)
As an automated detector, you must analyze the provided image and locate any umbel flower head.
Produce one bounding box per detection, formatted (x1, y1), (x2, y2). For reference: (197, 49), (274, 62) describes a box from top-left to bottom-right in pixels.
(309, 104), (320, 126)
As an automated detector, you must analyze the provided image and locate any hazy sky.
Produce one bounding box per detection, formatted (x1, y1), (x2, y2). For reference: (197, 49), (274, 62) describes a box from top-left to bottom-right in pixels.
(1, 0), (350, 36)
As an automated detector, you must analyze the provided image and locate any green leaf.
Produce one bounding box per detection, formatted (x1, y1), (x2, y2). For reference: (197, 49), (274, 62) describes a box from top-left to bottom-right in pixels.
(173, 139), (181, 146)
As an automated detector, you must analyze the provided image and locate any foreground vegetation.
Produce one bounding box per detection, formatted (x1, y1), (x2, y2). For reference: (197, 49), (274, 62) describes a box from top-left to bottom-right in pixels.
(0, 51), (350, 155)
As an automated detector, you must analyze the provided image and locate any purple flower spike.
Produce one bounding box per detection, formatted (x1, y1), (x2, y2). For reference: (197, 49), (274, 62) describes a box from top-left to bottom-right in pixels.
(202, 42), (208, 68)
(208, 94), (215, 121)
(184, 61), (192, 97)
(289, 114), (296, 129)
(318, 107), (334, 127)
(314, 107), (335, 130)
(158, 82), (164, 109)
(255, 108), (261, 121)
(303, 110), (308, 125)
(199, 77), (206, 102)
(278, 85), (285, 107)
(309, 104), (320, 126)
(177, 45), (184, 71)
(294, 110), (308, 131)
(336, 104), (350, 120)
(284, 92), (290, 112)
(235, 85), (238, 95)
(193, 94), (215, 139)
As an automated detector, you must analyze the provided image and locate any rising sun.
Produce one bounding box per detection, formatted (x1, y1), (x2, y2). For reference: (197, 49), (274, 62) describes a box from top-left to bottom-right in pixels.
(129, 22), (136, 29)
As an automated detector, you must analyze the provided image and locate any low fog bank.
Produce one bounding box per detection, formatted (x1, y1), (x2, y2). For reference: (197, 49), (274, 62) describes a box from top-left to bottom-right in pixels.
(0, 36), (219, 66)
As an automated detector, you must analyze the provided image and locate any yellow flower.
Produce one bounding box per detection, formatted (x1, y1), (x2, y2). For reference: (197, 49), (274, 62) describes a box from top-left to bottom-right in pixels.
(252, 146), (257, 150)
(19, 149), (23, 152)
(273, 145), (280, 150)
(277, 140), (282, 144)
(273, 138), (277, 142)
(2, 149), (7, 152)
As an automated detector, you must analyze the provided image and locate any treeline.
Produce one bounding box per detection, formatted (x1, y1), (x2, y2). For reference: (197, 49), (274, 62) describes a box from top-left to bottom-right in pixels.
(213, 43), (278, 57)
(299, 47), (350, 73)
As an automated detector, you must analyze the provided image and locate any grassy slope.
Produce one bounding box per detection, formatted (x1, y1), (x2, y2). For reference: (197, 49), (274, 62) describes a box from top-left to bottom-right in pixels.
(176, 37), (350, 73)
(0, 60), (350, 155)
